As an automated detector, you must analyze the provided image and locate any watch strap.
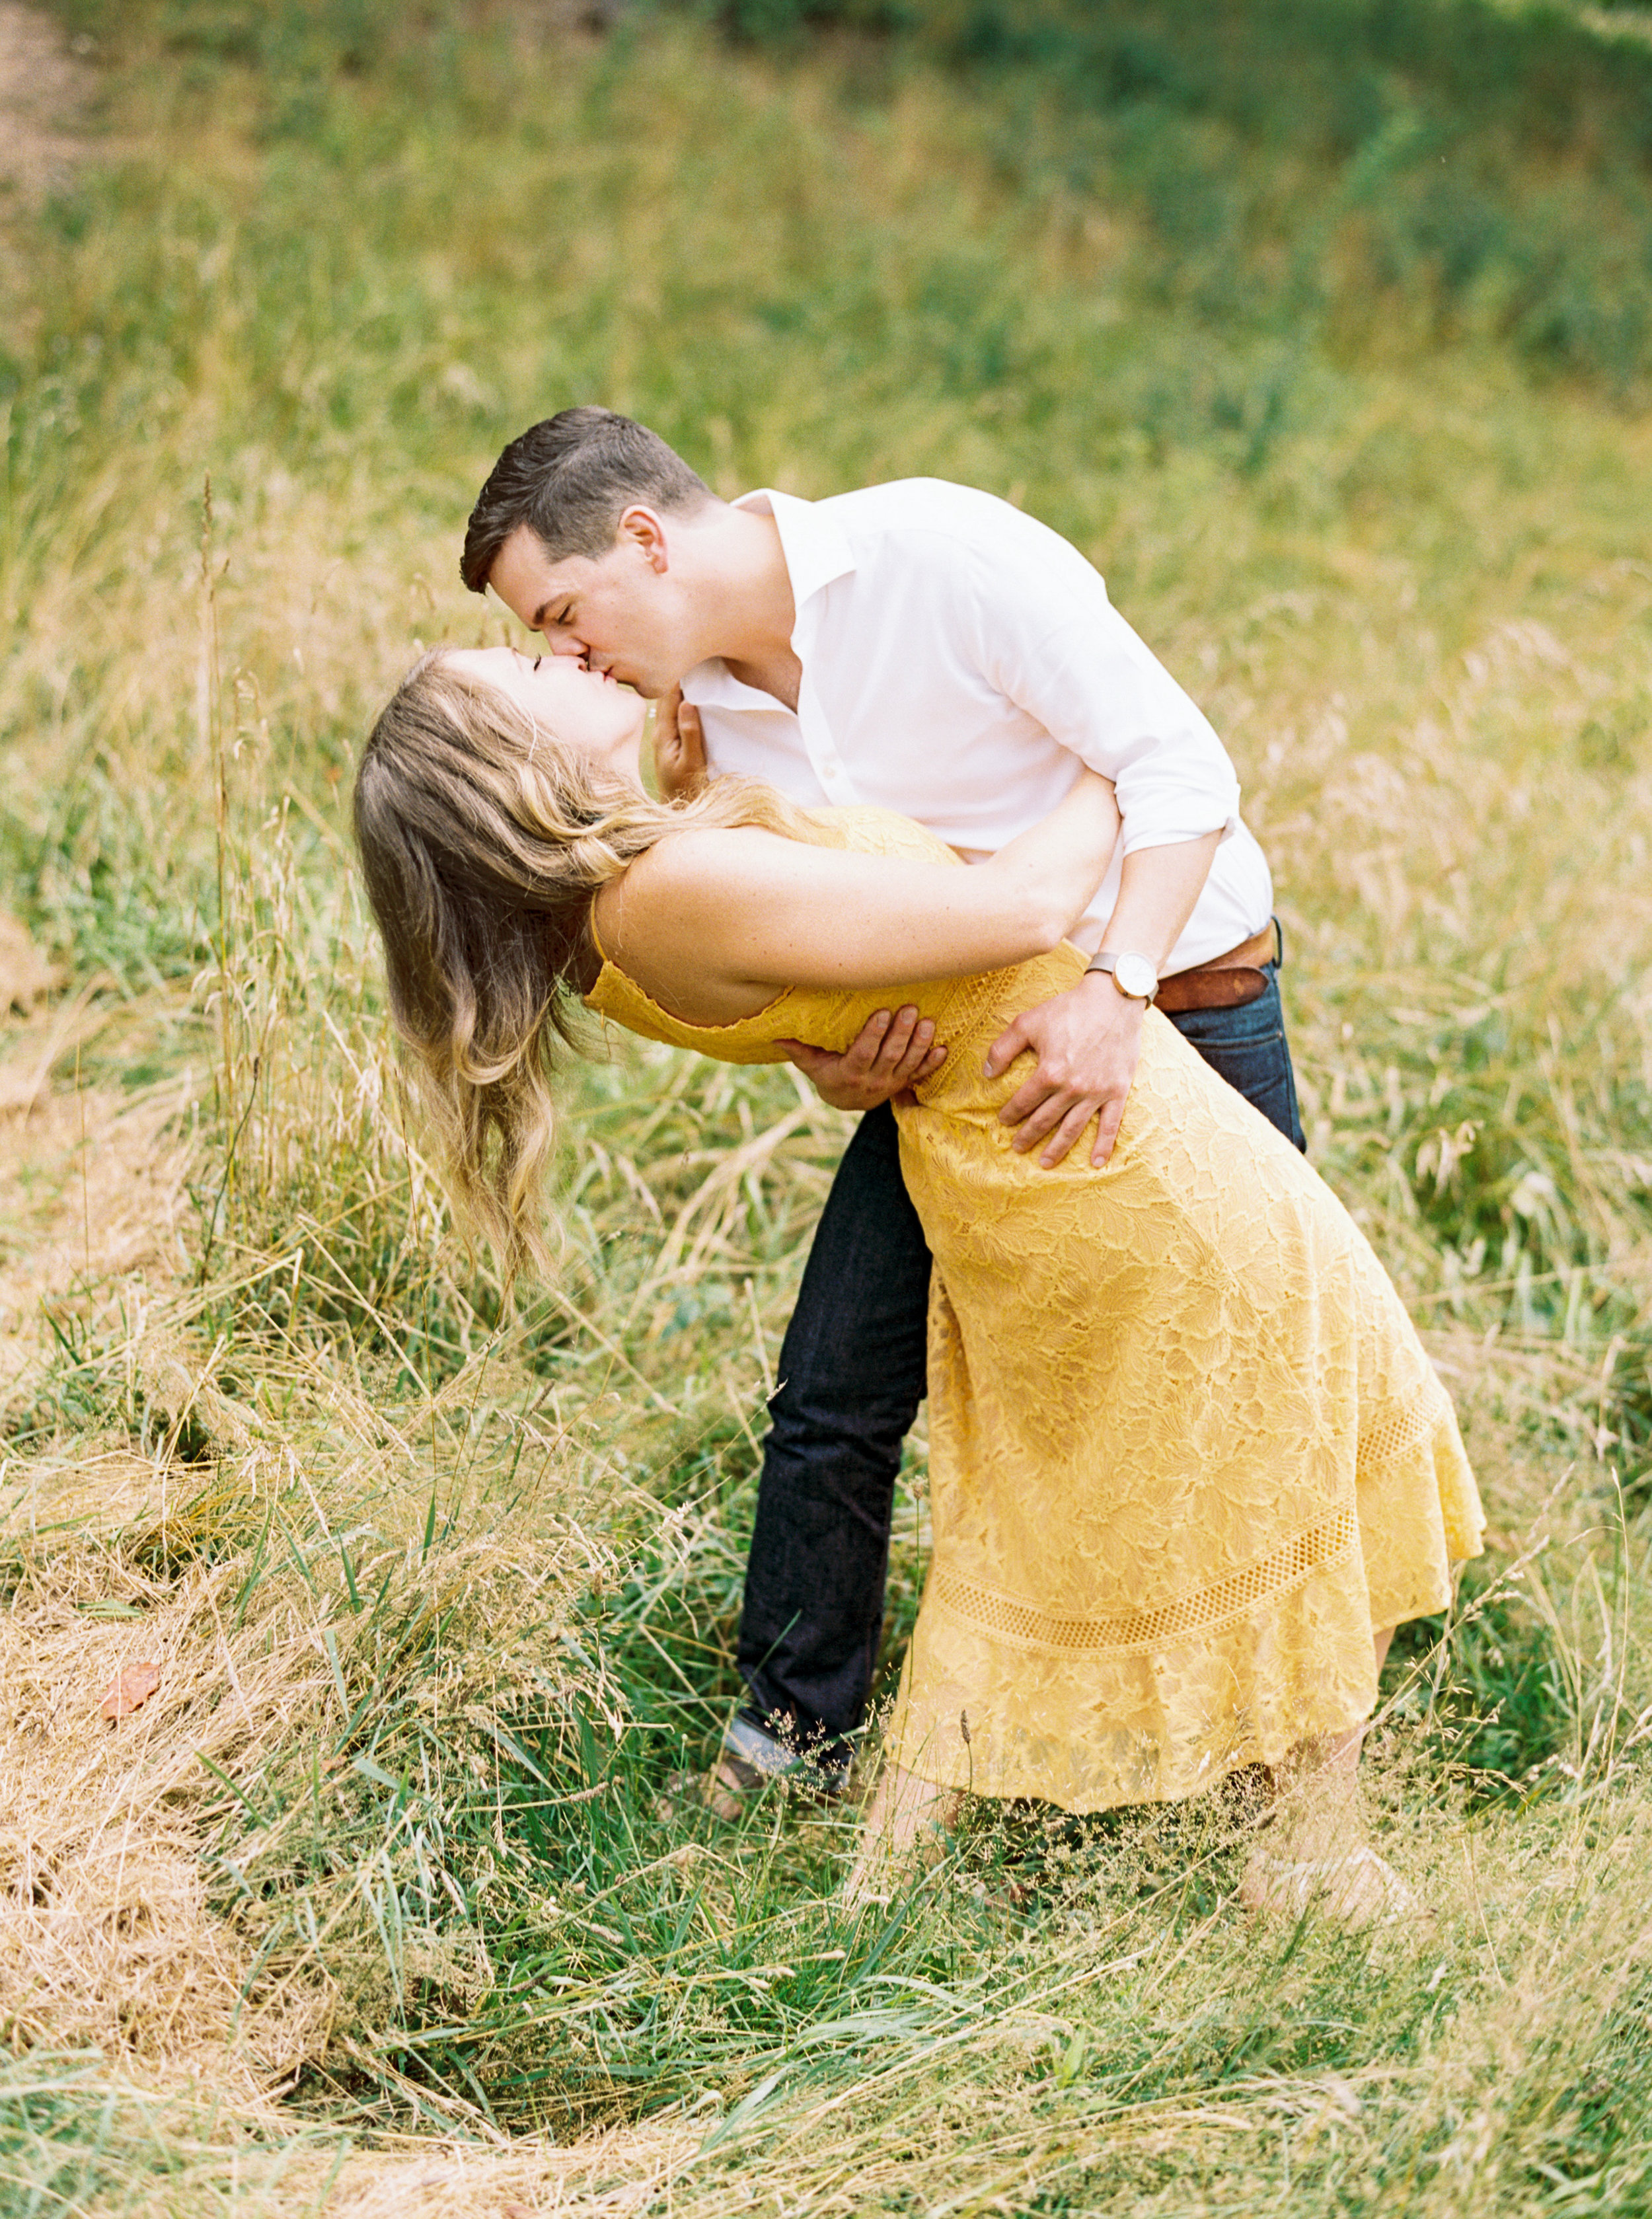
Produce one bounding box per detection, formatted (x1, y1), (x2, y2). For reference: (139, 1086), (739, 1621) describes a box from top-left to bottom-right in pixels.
(1085, 950), (1159, 1003)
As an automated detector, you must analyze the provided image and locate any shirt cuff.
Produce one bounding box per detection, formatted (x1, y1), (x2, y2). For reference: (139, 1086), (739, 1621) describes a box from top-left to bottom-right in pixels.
(1117, 813), (1239, 856)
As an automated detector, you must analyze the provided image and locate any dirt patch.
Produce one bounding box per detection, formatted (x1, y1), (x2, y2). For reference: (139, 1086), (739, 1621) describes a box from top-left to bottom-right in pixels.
(0, 1043), (196, 1404)
(0, 1), (95, 201)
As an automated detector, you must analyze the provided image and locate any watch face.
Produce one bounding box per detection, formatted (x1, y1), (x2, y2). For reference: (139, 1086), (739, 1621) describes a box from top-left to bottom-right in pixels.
(1113, 954), (1158, 1000)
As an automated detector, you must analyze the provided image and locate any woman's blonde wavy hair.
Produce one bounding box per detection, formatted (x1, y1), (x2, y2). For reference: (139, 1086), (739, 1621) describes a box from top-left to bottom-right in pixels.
(353, 651), (817, 1279)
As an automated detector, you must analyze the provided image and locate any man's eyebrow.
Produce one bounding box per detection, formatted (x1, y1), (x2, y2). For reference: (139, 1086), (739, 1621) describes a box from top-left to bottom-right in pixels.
(531, 597), (552, 630)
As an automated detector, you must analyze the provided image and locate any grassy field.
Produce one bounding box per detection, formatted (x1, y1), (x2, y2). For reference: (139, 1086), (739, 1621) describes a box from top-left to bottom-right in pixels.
(3, 1), (1652, 2209)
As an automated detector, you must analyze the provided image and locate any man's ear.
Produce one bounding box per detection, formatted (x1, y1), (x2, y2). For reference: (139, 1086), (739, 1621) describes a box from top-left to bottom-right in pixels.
(617, 505), (670, 573)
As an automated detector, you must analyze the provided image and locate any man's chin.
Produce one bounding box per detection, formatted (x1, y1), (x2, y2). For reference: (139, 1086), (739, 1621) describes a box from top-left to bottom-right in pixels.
(632, 665), (693, 702)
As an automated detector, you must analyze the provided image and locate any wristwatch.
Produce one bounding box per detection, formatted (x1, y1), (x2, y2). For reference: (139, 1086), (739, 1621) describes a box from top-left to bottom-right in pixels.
(1085, 950), (1160, 1004)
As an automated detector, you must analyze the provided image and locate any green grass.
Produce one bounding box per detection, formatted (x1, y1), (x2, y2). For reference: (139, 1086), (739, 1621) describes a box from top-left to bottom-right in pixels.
(3, 0), (1652, 2209)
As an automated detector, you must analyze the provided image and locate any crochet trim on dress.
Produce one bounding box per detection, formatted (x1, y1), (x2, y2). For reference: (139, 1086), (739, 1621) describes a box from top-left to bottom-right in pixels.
(931, 1500), (1361, 1656)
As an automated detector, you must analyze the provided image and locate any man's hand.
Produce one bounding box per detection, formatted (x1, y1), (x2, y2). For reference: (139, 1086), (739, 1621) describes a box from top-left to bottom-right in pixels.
(985, 972), (1145, 1168)
(780, 1006), (948, 1113)
(652, 686), (707, 800)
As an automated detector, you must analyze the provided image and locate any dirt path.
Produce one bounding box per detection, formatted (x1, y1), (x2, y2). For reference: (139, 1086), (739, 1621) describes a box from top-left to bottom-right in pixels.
(0, 996), (197, 1413)
(0, 0), (93, 200)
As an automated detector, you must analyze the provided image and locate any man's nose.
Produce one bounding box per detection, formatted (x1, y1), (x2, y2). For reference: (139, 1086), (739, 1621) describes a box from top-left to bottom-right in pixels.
(546, 634), (587, 659)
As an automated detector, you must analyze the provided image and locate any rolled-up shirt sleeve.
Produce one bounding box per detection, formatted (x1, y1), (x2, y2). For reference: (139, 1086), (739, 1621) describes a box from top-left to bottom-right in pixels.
(965, 540), (1241, 854)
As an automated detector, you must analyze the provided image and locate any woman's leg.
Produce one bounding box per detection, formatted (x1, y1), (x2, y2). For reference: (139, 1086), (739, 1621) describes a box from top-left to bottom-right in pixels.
(1267, 1625), (1396, 1854)
(848, 1634), (1413, 1916)
(1240, 1626), (1423, 1926)
(843, 1760), (959, 1906)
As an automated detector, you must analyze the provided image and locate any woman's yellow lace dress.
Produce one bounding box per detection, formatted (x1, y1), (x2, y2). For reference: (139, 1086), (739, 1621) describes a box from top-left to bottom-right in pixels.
(585, 808), (1484, 1812)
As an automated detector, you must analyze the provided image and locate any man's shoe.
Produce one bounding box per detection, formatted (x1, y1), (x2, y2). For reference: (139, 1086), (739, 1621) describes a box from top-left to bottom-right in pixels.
(699, 1715), (853, 1821)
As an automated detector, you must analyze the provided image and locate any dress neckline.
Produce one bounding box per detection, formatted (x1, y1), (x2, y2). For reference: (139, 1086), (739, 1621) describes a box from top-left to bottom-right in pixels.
(584, 904), (796, 1035)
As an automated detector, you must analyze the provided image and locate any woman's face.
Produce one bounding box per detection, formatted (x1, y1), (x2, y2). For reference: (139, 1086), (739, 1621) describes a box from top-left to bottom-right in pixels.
(446, 646), (648, 785)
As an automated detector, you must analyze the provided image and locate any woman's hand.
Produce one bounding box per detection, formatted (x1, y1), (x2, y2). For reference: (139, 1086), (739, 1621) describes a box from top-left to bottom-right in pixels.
(652, 687), (707, 800)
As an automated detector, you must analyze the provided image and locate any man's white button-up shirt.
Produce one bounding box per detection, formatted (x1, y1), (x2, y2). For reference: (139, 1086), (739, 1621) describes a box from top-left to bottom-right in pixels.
(681, 479), (1273, 975)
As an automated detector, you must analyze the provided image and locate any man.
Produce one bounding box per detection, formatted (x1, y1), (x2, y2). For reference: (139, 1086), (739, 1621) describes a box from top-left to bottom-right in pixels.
(463, 407), (1304, 1807)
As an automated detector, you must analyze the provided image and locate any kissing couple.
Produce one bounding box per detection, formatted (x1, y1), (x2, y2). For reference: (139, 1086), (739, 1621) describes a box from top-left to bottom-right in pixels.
(354, 408), (1483, 1923)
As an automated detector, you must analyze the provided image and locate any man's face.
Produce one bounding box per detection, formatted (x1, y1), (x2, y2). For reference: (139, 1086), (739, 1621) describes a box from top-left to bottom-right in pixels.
(488, 515), (686, 700)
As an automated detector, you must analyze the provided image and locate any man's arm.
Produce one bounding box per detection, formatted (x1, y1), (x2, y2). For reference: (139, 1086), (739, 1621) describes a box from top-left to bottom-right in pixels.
(782, 1005), (948, 1110)
(796, 824), (1215, 1141)
(964, 532), (1238, 1166)
(983, 831), (1220, 1169)
(654, 613), (1222, 1143)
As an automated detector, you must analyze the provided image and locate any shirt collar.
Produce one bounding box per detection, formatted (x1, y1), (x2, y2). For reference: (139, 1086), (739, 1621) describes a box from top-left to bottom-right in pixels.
(681, 657), (783, 711)
(681, 490), (857, 710)
(733, 488), (856, 622)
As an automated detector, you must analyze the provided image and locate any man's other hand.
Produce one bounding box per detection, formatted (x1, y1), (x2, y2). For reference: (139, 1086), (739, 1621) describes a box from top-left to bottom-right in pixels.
(652, 687), (707, 800)
(781, 1007), (948, 1113)
(984, 973), (1145, 1168)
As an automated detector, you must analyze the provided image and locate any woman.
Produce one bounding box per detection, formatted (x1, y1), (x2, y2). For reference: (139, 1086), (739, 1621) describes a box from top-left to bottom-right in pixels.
(355, 647), (1483, 1924)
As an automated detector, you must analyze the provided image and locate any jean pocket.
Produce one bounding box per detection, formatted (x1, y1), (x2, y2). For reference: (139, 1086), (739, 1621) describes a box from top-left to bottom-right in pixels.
(1196, 1028), (1283, 1083)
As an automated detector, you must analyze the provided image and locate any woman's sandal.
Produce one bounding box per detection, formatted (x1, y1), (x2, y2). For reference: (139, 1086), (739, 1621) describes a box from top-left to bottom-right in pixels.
(1238, 1843), (1431, 1930)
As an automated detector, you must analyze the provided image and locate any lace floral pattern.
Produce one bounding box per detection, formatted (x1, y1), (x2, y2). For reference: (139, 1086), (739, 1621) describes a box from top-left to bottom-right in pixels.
(586, 807), (1485, 1812)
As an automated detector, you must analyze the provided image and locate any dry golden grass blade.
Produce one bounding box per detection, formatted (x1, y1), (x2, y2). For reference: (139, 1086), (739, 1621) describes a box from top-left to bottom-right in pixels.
(628, 1106), (813, 1311)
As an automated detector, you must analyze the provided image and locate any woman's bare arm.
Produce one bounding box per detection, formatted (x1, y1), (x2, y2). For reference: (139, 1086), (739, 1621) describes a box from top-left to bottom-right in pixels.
(595, 774), (1121, 1024)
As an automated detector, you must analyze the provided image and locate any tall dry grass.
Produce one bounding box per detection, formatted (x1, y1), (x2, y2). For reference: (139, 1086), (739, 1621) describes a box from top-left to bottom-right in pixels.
(2, 2), (1652, 2210)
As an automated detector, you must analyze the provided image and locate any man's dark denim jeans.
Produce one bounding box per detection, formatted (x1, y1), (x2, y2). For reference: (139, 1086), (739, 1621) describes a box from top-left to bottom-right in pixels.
(733, 965), (1305, 1772)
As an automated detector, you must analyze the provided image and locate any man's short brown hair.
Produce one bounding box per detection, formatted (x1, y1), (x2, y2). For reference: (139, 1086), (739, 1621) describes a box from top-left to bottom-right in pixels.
(461, 408), (712, 593)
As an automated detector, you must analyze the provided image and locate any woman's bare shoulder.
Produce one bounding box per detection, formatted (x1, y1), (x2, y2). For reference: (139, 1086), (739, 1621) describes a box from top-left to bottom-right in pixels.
(594, 825), (796, 968)
(622, 824), (798, 909)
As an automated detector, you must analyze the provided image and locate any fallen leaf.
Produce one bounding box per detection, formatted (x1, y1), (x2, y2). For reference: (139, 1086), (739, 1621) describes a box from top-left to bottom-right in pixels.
(100, 1661), (162, 1719)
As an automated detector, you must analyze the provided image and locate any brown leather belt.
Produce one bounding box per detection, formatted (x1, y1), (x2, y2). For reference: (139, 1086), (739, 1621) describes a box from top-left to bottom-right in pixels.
(1155, 921), (1279, 1014)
